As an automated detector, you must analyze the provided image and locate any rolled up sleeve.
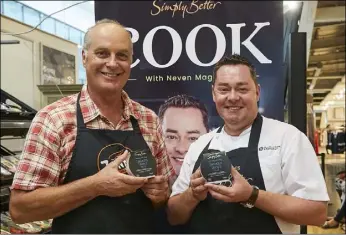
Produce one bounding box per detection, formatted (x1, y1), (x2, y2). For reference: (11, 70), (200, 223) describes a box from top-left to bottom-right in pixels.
(11, 110), (61, 191)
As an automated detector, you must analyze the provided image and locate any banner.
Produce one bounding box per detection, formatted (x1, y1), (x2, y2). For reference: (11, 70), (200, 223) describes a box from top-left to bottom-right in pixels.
(95, 1), (284, 128)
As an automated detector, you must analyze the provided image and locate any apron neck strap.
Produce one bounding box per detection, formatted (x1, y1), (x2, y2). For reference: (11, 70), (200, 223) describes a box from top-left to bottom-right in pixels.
(76, 92), (86, 129)
(193, 114), (263, 173)
(130, 116), (141, 134)
(76, 93), (142, 134)
(204, 113), (262, 150)
(248, 113), (263, 149)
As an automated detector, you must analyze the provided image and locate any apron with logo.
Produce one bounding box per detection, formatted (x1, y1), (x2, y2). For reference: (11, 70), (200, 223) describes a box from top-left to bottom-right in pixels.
(52, 93), (155, 233)
(188, 114), (282, 234)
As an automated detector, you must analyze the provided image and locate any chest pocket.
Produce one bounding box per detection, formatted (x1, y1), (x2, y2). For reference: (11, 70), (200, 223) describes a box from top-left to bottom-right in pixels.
(259, 153), (283, 193)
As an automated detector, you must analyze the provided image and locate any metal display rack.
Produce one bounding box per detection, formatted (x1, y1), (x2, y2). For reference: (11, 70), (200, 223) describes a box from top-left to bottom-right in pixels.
(0, 89), (52, 234)
(0, 89), (37, 211)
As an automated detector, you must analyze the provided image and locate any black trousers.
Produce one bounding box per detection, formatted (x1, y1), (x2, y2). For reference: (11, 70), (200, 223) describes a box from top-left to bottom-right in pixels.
(335, 199), (345, 222)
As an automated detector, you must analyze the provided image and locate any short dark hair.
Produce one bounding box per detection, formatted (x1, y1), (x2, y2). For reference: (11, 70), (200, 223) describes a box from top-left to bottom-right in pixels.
(212, 54), (257, 85)
(158, 94), (209, 131)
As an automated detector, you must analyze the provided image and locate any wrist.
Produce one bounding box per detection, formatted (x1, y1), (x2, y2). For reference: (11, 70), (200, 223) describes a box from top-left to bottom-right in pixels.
(89, 174), (103, 197)
(245, 184), (255, 201)
(187, 187), (200, 203)
(241, 185), (259, 208)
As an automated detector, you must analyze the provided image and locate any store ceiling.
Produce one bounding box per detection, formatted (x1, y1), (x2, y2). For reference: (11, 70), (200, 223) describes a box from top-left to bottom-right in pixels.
(307, 1), (345, 108)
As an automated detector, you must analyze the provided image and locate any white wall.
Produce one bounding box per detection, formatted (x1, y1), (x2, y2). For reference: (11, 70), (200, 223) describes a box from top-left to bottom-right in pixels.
(1, 15), (79, 110)
(1, 34), (35, 108)
(19, 1), (95, 33)
(1, 15), (79, 152)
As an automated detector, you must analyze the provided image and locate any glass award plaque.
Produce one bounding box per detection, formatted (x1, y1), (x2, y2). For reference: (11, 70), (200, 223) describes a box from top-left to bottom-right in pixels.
(126, 149), (156, 178)
(200, 150), (233, 186)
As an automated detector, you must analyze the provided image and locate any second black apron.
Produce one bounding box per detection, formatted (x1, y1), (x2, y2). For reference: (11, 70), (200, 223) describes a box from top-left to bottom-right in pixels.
(188, 114), (282, 234)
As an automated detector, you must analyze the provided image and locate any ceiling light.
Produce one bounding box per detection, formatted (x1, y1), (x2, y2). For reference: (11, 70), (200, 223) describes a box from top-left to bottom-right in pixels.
(284, 1), (299, 11)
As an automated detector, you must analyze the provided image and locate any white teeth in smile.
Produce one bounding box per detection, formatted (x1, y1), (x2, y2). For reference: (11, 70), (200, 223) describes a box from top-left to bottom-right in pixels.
(228, 107), (241, 110)
(102, 72), (119, 77)
(175, 158), (184, 162)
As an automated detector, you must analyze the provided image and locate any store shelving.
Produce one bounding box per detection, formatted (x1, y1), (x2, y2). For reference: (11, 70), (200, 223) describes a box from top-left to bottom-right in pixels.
(1, 89), (52, 234)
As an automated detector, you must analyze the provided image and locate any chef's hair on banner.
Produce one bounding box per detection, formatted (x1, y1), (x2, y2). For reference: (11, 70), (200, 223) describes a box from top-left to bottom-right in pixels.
(95, 0), (284, 128)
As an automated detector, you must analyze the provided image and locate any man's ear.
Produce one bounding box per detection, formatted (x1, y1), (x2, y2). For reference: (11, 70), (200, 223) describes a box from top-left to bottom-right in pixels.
(82, 49), (87, 68)
(256, 84), (261, 102)
(212, 85), (216, 103)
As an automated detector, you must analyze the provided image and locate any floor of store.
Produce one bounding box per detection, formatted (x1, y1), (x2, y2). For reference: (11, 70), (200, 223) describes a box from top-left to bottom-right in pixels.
(309, 147), (345, 234)
(308, 225), (344, 234)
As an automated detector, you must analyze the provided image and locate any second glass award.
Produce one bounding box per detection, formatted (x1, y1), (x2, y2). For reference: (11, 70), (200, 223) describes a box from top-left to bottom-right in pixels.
(200, 150), (233, 186)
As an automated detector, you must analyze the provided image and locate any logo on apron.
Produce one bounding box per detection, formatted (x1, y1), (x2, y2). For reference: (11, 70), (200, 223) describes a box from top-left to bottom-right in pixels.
(97, 143), (132, 173)
(234, 165), (254, 184)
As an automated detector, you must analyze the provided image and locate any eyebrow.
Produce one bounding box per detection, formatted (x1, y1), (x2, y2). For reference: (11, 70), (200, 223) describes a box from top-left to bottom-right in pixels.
(187, 130), (201, 134)
(236, 82), (249, 86)
(94, 47), (109, 51)
(217, 82), (249, 86)
(93, 48), (130, 54)
(117, 49), (130, 54)
(166, 129), (178, 133)
(166, 129), (201, 134)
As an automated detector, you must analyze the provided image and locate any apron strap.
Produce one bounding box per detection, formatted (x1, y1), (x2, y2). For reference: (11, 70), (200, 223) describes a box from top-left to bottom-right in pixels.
(248, 113), (263, 149)
(192, 128), (222, 173)
(130, 116), (142, 135)
(129, 116), (153, 153)
(76, 93), (142, 134)
(193, 114), (262, 173)
(76, 92), (86, 129)
(202, 126), (222, 151)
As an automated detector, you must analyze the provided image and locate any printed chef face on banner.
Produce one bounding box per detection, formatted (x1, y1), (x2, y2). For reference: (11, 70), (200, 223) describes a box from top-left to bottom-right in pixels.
(161, 107), (208, 175)
(97, 143), (131, 173)
(94, 0), (284, 131)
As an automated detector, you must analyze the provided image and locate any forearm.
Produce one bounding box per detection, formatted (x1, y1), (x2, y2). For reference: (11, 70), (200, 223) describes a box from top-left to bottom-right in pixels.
(10, 175), (99, 224)
(152, 188), (171, 209)
(167, 188), (199, 225)
(255, 190), (327, 226)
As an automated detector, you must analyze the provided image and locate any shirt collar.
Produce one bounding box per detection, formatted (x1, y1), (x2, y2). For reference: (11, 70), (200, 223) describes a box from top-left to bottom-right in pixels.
(79, 85), (99, 123)
(221, 125), (252, 137)
(79, 85), (140, 124)
(121, 89), (140, 120)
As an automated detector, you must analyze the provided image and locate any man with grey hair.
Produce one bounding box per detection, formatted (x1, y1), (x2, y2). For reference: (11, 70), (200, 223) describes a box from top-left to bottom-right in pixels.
(9, 19), (175, 233)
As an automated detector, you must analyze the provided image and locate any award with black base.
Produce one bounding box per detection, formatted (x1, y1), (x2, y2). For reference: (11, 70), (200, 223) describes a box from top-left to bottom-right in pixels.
(126, 149), (156, 178)
(200, 150), (233, 187)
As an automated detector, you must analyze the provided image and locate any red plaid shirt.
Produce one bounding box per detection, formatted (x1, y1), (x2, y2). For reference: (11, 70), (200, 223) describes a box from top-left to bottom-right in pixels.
(11, 85), (175, 191)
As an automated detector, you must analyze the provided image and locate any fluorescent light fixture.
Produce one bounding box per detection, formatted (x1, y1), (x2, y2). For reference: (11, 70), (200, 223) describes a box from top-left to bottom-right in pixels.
(284, 1), (300, 11)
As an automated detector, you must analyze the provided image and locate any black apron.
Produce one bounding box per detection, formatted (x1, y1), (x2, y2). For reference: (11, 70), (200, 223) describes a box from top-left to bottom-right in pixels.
(52, 93), (155, 234)
(154, 207), (187, 234)
(188, 114), (282, 234)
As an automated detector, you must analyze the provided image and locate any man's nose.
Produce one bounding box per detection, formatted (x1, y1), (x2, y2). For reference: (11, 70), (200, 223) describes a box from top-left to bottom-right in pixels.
(227, 89), (240, 101)
(174, 139), (189, 155)
(105, 55), (119, 68)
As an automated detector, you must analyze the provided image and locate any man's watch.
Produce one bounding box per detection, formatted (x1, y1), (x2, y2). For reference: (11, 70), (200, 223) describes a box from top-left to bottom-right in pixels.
(240, 185), (259, 208)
